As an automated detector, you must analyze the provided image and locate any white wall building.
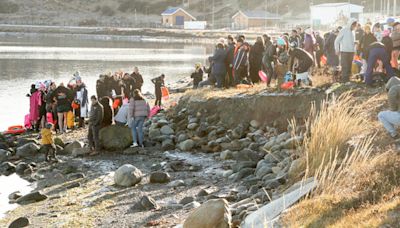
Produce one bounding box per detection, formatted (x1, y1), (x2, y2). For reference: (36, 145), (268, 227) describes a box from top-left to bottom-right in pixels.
(310, 3), (364, 27)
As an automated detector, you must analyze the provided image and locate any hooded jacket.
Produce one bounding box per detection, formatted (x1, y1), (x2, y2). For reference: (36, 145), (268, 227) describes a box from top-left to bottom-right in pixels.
(385, 76), (400, 112)
(335, 19), (357, 53)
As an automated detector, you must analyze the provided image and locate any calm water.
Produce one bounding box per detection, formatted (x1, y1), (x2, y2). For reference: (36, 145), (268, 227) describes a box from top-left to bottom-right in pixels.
(0, 33), (211, 131)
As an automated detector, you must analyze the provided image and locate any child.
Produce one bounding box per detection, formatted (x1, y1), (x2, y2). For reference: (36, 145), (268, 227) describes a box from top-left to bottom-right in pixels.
(41, 123), (57, 162)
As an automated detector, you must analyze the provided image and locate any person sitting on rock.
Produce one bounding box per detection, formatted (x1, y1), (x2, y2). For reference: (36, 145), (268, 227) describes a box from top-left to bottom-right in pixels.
(88, 95), (104, 155)
(41, 123), (57, 162)
(114, 98), (129, 126)
(190, 63), (204, 89)
(378, 76), (400, 139)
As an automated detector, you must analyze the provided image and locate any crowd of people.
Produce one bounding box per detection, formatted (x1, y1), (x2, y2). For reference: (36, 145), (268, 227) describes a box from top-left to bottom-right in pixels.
(188, 18), (400, 90)
(27, 67), (158, 158)
(24, 18), (400, 159)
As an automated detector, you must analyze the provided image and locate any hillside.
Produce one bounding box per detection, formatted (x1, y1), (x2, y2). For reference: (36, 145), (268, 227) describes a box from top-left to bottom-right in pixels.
(0, 0), (369, 28)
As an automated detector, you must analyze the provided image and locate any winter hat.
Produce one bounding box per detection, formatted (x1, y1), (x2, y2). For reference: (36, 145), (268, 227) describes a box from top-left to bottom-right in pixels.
(305, 28), (312, 35)
(46, 123), (53, 129)
(387, 18), (395, 24)
(277, 38), (286, 46)
(383, 29), (391, 37)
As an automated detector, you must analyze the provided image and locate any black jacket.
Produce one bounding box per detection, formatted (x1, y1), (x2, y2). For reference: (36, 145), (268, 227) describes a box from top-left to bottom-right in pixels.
(89, 102), (104, 126)
(359, 33), (377, 59)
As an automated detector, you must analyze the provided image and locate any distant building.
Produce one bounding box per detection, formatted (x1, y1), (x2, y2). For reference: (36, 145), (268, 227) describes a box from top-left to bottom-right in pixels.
(161, 7), (196, 27)
(232, 10), (281, 30)
(310, 3), (364, 27)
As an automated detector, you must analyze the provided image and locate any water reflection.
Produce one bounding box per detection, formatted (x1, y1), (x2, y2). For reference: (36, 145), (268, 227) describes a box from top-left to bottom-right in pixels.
(0, 34), (211, 130)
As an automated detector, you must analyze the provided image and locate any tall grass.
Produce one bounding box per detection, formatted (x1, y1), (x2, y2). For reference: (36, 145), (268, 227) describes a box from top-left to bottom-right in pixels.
(295, 92), (377, 194)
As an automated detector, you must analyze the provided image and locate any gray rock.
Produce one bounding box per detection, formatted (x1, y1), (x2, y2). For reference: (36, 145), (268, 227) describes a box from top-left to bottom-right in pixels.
(8, 191), (22, 201)
(114, 164), (142, 187)
(16, 138), (38, 148)
(220, 140), (242, 151)
(197, 189), (212, 197)
(183, 201), (201, 210)
(16, 143), (39, 158)
(250, 120), (261, 128)
(167, 180), (185, 187)
(289, 157), (306, 178)
(255, 165), (273, 178)
(0, 162), (16, 176)
(272, 166), (282, 174)
(264, 179), (281, 190)
(222, 170), (234, 178)
(15, 162), (29, 175)
(180, 196), (195, 205)
(220, 150), (233, 160)
(8, 217), (30, 228)
(188, 118), (199, 124)
(283, 136), (303, 149)
(187, 123), (199, 130)
(54, 137), (65, 148)
(0, 149), (10, 162)
(149, 171), (171, 183)
(16, 191), (48, 205)
(100, 126), (132, 151)
(232, 161), (257, 173)
(216, 136), (229, 144)
(161, 139), (175, 151)
(138, 195), (159, 210)
(264, 154), (279, 164)
(177, 134), (189, 143)
(235, 168), (255, 181)
(72, 148), (91, 157)
(67, 173), (85, 180)
(234, 149), (263, 162)
(262, 173), (277, 182)
(64, 141), (84, 154)
(160, 125), (174, 135)
(270, 144), (281, 152)
(157, 119), (169, 127)
(263, 139), (276, 150)
(178, 139), (195, 151)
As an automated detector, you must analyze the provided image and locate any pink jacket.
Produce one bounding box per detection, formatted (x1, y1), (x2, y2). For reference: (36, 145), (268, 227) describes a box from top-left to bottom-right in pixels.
(29, 91), (42, 122)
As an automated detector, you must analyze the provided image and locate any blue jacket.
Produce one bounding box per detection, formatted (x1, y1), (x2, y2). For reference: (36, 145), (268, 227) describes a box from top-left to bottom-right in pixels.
(209, 48), (227, 76)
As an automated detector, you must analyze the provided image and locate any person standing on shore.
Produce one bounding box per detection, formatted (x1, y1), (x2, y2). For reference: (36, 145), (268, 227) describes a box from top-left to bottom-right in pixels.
(209, 42), (227, 88)
(249, 36), (265, 84)
(129, 90), (150, 148)
(73, 73), (89, 128)
(52, 83), (73, 134)
(100, 96), (113, 128)
(335, 18), (358, 83)
(88, 95), (103, 155)
(41, 123), (57, 162)
(225, 35), (236, 88)
(151, 74), (165, 107)
(190, 63), (204, 89)
(131, 67), (144, 91)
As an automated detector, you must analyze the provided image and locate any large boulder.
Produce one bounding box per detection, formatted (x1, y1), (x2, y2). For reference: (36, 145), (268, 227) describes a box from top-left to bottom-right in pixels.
(288, 157), (306, 178)
(0, 149), (10, 162)
(148, 129), (161, 140)
(114, 164), (142, 187)
(63, 141), (84, 154)
(234, 149), (263, 162)
(16, 191), (48, 205)
(183, 199), (231, 228)
(16, 143), (39, 158)
(100, 126), (132, 151)
(178, 139), (195, 151)
(15, 162), (29, 175)
(16, 138), (38, 148)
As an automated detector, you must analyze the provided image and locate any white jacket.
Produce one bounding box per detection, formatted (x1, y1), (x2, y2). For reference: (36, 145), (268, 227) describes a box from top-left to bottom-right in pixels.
(114, 103), (129, 124)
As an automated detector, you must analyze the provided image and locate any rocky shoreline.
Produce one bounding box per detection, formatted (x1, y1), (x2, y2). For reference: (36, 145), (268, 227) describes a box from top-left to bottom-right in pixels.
(0, 86), (319, 228)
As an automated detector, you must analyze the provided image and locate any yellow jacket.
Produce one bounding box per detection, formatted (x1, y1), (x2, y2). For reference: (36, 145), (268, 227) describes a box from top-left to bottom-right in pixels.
(41, 128), (53, 145)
